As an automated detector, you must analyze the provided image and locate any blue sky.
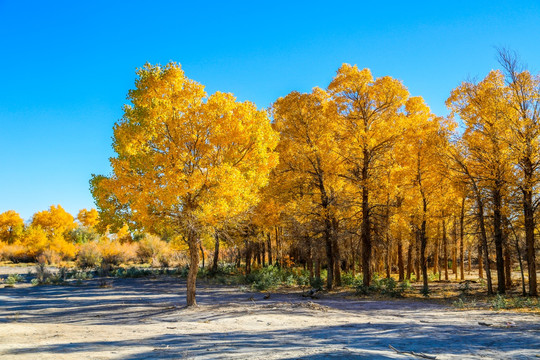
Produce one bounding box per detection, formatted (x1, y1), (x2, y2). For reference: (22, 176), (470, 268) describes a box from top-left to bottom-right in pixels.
(1, 0), (539, 221)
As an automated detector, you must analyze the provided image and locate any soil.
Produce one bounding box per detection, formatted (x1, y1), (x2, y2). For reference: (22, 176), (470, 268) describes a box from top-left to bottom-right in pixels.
(0, 267), (539, 359)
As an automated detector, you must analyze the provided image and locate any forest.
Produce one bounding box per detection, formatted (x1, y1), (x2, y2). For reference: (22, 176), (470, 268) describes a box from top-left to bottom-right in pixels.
(1, 50), (539, 308)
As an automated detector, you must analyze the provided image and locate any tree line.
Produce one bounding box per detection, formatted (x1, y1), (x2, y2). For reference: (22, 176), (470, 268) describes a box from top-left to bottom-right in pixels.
(2, 50), (538, 306)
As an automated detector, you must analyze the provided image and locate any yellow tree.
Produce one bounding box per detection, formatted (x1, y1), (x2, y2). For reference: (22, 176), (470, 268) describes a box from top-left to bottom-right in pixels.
(77, 208), (100, 230)
(498, 49), (540, 296)
(273, 87), (346, 289)
(447, 70), (513, 293)
(401, 97), (453, 293)
(328, 64), (410, 286)
(91, 63), (278, 306)
(0, 210), (24, 244)
(31, 205), (76, 238)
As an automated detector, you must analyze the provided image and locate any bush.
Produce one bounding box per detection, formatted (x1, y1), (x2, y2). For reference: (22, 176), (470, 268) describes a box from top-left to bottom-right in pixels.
(5, 274), (24, 285)
(356, 276), (409, 297)
(76, 242), (102, 268)
(491, 294), (507, 310)
(245, 265), (309, 291)
(0, 243), (33, 263)
(136, 235), (173, 266)
(99, 240), (136, 266)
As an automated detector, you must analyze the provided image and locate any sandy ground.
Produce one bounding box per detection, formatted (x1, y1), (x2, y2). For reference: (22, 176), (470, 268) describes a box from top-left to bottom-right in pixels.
(0, 268), (539, 359)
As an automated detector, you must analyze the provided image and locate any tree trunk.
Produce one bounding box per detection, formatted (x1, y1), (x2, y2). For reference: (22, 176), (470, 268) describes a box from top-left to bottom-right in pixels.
(211, 231), (219, 273)
(324, 223), (334, 290)
(420, 197), (429, 294)
(468, 247), (472, 274)
(478, 243), (483, 279)
(476, 201), (493, 294)
(256, 242), (262, 266)
(315, 253), (321, 282)
(187, 230), (199, 307)
(406, 241), (413, 281)
(493, 187), (506, 293)
(307, 238), (314, 283)
(460, 199), (465, 281)
(332, 221), (341, 287)
(504, 243), (512, 288)
(261, 240), (266, 267)
(523, 184), (537, 296)
(443, 219), (448, 281)
(434, 222), (440, 278)
(245, 239), (252, 274)
(397, 235), (404, 282)
(415, 232), (421, 282)
(267, 232), (272, 266)
(361, 151), (372, 287)
(199, 243), (205, 269)
(386, 235), (392, 279)
(453, 217), (458, 280)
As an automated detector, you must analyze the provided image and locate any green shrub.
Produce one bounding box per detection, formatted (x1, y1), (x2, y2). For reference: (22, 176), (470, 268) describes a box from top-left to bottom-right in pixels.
(5, 274), (24, 285)
(355, 276), (408, 297)
(491, 294), (507, 310)
(245, 265), (309, 291)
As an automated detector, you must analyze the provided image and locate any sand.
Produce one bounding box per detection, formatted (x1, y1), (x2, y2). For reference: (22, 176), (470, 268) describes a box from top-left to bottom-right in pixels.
(0, 270), (539, 359)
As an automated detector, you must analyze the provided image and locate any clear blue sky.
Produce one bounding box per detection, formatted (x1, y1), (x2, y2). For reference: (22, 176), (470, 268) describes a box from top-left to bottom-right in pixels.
(1, 0), (539, 221)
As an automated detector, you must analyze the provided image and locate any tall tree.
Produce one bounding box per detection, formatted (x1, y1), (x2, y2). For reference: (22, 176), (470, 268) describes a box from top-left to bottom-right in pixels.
(91, 63), (278, 306)
(328, 64), (410, 286)
(272, 88), (345, 289)
(498, 49), (540, 296)
(447, 70), (512, 293)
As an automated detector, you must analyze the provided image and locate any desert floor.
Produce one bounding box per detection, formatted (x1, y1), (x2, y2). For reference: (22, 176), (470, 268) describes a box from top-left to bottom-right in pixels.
(0, 268), (539, 359)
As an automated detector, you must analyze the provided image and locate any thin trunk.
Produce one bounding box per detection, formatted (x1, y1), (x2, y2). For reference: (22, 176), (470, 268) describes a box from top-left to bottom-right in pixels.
(199, 243), (205, 269)
(267, 232), (272, 266)
(261, 240), (266, 267)
(504, 243), (512, 288)
(420, 198), (428, 293)
(476, 200), (493, 294)
(397, 234), (404, 282)
(510, 224), (527, 296)
(415, 232), (421, 282)
(186, 230), (199, 307)
(307, 238), (314, 283)
(256, 242), (261, 266)
(385, 235), (391, 279)
(315, 253), (321, 282)
(493, 187), (506, 293)
(324, 220), (334, 290)
(460, 198), (465, 281)
(453, 216), (458, 279)
(468, 247), (472, 274)
(361, 150), (372, 287)
(478, 243), (483, 279)
(245, 239), (252, 274)
(350, 238), (356, 277)
(523, 184), (537, 296)
(443, 219), (448, 281)
(211, 231), (219, 273)
(406, 241), (413, 281)
(434, 222), (440, 278)
(332, 219), (341, 287)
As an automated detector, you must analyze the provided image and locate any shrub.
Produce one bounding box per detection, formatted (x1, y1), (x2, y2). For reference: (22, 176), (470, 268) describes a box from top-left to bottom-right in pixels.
(136, 235), (172, 266)
(0, 243), (32, 263)
(76, 242), (102, 268)
(99, 240), (134, 266)
(5, 273), (24, 285)
(245, 265), (309, 291)
(491, 294), (507, 310)
(356, 276), (409, 297)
